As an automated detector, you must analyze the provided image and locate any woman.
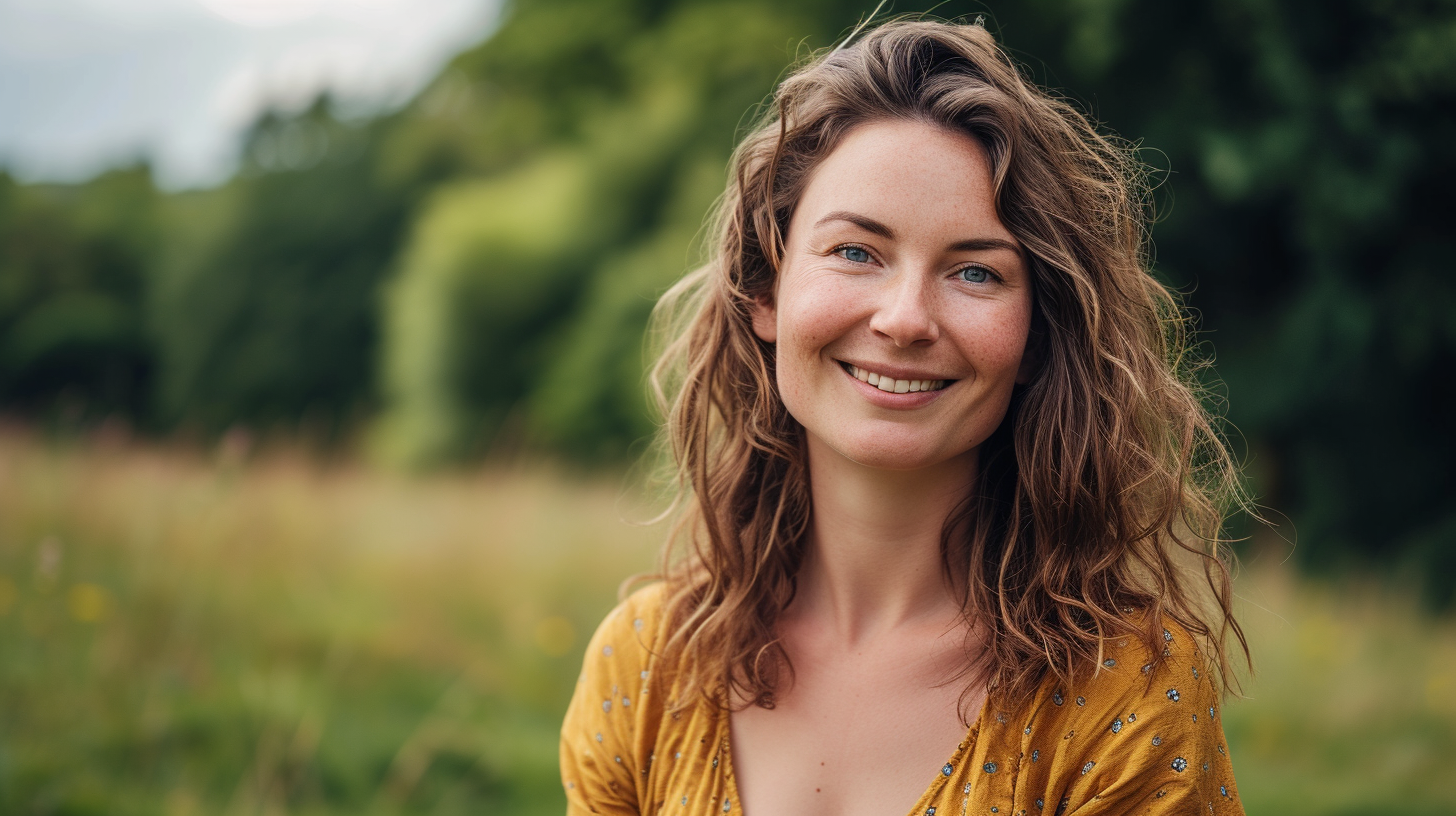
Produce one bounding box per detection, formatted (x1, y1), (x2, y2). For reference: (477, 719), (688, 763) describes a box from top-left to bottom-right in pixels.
(561, 19), (1250, 816)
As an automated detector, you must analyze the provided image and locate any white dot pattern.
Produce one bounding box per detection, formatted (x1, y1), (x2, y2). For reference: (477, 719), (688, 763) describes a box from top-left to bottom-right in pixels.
(560, 584), (1244, 815)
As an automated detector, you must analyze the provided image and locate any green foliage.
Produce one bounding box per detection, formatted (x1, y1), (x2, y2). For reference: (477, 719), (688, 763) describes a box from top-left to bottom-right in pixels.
(0, 168), (158, 422)
(0, 0), (1450, 586)
(374, 151), (606, 464)
(149, 102), (412, 437)
(373, 0), (821, 465)
(982, 0), (1456, 600)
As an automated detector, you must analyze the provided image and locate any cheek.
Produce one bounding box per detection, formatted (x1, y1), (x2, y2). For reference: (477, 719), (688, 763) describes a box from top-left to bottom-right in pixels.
(957, 298), (1033, 377)
(772, 275), (866, 408)
(777, 273), (867, 358)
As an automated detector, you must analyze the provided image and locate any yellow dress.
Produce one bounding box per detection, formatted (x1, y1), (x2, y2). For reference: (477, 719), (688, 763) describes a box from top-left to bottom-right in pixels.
(561, 583), (1243, 815)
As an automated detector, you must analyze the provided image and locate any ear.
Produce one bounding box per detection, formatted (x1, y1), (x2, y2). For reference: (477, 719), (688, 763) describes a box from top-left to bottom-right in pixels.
(750, 295), (777, 343)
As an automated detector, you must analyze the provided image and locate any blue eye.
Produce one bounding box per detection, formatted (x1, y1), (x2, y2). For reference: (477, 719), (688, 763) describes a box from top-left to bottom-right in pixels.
(958, 265), (991, 283)
(839, 246), (871, 264)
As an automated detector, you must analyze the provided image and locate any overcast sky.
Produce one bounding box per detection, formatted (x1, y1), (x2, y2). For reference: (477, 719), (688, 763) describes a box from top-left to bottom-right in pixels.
(0, 0), (498, 189)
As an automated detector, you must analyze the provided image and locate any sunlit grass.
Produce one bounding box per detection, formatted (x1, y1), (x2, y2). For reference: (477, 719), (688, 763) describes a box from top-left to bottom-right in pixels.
(0, 428), (1450, 815)
(0, 427), (659, 815)
(1225, 550), (1456, 815)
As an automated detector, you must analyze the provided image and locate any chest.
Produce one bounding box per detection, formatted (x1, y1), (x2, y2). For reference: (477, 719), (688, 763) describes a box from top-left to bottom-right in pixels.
(727, 638), (983, 816)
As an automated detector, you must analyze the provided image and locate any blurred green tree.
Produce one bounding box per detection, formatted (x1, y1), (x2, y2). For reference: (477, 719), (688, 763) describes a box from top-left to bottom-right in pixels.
(0, 167), (158, 423)
(148, 101), (414, 438)
(373, 0), (826, 464)
(985, 0), (1456, 601)
(0, 0), (1450, 596)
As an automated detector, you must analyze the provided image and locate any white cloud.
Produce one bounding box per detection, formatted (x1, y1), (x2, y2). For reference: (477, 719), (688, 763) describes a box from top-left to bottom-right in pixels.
(0, 0), (498, 188)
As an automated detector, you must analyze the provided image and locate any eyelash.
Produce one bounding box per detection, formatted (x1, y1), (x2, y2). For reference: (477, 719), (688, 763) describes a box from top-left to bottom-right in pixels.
(830, 243), (1001, 284)
(832, 243), (875, 265)
(956, 265), (999, 284)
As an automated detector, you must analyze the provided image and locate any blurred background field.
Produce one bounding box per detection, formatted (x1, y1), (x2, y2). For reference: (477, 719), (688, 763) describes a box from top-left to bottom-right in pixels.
(1, 0), (1453, 812)
(1, 428), (1454, 816)
(0, 425), (662, 815)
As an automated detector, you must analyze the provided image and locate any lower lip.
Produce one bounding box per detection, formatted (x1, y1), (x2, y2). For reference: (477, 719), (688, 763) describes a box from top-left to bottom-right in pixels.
(841, 364), (950, 409)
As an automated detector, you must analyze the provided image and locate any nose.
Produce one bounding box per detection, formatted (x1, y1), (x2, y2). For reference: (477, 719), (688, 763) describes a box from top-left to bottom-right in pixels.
(869, 269), (938, 347)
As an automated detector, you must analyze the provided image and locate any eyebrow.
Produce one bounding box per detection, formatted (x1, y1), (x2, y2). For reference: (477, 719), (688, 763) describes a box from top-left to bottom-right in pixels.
(813, 210), (1023, 255)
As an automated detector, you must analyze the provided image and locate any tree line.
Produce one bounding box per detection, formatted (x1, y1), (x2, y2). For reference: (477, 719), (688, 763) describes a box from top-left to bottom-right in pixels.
(1, 0), (1451, 600)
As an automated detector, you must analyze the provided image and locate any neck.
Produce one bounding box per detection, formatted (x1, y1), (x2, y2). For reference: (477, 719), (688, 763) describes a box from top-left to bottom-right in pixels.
(792, 433), (976, 643)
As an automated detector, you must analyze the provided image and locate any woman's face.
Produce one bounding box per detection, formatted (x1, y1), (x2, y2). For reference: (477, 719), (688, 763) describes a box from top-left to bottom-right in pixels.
(752, 118), (1035, 472)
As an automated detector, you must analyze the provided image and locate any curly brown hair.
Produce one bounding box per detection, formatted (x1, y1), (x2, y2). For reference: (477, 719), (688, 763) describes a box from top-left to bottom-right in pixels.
(646, 18), (1251, 716)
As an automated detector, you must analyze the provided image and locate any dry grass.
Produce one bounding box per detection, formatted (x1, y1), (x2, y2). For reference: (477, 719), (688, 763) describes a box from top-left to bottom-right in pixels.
(1224, 547), (1456, 814)
(0, 427), (659, 815)
(0, 427), (1450, 815)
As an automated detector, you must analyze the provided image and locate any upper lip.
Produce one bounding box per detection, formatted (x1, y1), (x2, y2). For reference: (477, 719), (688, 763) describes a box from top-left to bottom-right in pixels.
(837, 359), (958, 382)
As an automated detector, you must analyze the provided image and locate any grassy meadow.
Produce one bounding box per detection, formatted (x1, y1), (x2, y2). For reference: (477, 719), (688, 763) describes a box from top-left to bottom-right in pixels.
(0, 427), (1451, 816)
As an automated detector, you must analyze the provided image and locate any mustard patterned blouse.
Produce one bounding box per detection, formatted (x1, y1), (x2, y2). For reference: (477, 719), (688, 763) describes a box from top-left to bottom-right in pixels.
(560, 583), (1243, 816)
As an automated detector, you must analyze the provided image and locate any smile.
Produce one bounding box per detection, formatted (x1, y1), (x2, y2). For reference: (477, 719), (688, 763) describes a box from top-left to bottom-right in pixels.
(841, 363), (951, 394)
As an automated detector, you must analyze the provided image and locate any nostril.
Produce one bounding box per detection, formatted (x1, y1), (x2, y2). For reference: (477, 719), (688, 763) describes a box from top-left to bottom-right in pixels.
(869, 308), (938, 346)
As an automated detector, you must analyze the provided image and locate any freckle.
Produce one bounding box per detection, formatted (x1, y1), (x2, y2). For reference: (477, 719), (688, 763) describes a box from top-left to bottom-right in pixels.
(816, 789), (822, 793)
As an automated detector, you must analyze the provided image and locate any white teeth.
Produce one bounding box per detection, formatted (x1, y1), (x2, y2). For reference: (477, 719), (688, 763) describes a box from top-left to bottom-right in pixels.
(848, 363), (946, 394)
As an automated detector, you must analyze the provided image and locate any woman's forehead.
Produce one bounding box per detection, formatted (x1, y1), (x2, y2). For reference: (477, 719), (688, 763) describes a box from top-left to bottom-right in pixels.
(791, 119), (1019, 251)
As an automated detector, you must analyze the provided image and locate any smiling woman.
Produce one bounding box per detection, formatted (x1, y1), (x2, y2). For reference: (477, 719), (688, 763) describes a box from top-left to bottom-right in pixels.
(561, 19), (1251, 816)
(749, 120), (1034, 473)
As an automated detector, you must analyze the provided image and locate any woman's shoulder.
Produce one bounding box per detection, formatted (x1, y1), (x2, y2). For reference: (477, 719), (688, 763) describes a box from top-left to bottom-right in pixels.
(993, 620), (1241, 814)
(1028, 619), (1224, 736)
(1092, 619), (1218, 696)
(560, 581), (686, 814)
(576, 579), (672, 681)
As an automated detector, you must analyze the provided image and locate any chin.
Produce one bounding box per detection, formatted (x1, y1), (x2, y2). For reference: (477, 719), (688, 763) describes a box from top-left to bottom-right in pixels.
(825, 434), (971, 473)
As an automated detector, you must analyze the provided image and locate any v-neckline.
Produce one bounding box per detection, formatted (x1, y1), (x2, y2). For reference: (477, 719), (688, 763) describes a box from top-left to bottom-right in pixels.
(718, 696), (989, 816)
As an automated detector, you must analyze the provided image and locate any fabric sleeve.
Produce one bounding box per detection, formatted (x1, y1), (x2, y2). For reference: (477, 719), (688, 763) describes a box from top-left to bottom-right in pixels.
(1064, 626), (1244, 816)
(559, 585), (664, 816)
